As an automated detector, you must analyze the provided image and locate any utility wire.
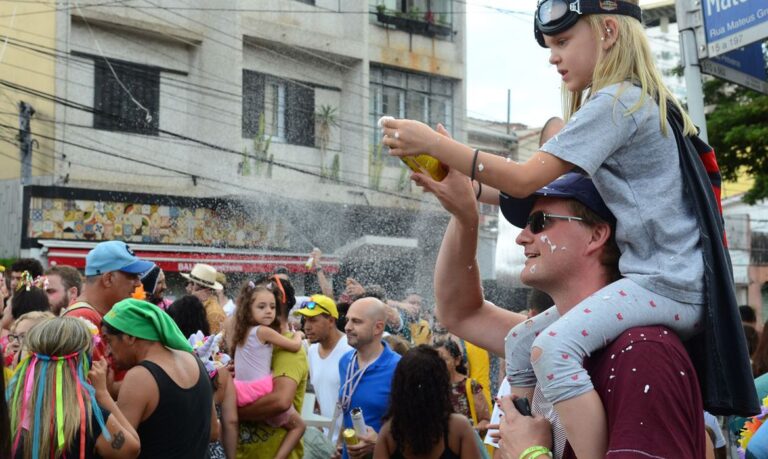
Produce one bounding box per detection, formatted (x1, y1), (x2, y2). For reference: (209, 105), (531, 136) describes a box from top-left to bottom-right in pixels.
(0, 79), (441, 206)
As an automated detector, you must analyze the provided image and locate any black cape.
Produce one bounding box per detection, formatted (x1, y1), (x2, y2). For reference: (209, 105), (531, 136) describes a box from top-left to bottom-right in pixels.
(668, 106), (760, 417)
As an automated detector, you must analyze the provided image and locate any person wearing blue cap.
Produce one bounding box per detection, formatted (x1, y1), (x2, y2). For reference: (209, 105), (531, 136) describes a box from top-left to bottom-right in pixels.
(63, 241), (154, 362)
(416, 167), (706, 458)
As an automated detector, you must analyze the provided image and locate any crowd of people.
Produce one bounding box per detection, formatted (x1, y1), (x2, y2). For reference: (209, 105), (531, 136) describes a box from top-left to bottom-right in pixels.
(0, 172), (762, 459)
(1, 0), (765, 457)
(0, 243), (510, 459)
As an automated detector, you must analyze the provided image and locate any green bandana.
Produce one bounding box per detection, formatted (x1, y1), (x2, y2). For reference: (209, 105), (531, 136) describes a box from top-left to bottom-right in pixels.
(104, 298), (193, 352)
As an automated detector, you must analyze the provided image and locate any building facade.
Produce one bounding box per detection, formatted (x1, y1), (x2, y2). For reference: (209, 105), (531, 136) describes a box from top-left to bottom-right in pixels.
(0, 0), (481, 298)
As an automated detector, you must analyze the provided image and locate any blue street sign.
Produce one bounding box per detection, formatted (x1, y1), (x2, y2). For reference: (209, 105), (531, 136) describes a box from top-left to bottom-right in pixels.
(701, 42), (768, 94)
(701, 0), (768, 57)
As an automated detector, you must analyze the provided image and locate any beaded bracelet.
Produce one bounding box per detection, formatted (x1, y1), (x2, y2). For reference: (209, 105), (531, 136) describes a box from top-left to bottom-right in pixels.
(519, 445), (553, 459)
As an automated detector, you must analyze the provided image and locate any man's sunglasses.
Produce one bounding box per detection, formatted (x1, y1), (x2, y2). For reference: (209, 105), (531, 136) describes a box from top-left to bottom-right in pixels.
(301, 300), (332, 316)
(526, 211), (584, 234)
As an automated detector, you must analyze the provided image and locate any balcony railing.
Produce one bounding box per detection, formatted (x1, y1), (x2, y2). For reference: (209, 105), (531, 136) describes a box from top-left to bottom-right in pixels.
(374, 10), (453, 38)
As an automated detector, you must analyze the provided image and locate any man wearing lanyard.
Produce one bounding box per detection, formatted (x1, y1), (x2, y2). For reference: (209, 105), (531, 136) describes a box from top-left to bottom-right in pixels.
(333, 297), (401, 459)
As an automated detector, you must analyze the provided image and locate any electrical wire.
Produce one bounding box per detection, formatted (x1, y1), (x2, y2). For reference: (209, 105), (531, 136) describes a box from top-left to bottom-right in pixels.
(0, 80), (442, 206)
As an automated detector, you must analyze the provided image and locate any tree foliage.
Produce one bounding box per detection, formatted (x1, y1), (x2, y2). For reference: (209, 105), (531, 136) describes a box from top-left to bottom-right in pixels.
(704, 46), (768, 204)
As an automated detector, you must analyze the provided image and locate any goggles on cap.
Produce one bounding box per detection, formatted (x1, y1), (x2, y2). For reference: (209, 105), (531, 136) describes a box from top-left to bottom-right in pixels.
(534, 0), (643, 47)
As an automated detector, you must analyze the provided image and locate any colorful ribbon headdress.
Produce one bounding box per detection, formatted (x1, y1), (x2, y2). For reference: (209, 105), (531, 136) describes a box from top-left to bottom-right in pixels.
(6, 319), (110, 459)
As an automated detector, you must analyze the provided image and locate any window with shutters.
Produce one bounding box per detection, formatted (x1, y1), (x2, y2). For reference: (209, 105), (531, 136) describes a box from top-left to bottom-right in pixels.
(93, 60), (160, 135)
(242, 70), (315, 147)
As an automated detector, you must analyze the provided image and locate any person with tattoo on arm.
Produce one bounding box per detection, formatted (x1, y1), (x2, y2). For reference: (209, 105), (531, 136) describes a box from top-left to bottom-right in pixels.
(6, 317), (140, 458)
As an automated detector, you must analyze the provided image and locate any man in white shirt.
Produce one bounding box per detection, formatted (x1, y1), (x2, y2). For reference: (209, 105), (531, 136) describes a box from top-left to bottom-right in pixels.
(294, 294), (352, 441)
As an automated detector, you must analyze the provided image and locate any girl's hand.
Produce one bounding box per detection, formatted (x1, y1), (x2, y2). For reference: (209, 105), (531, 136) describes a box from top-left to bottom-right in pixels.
(379, 117), (443, 157)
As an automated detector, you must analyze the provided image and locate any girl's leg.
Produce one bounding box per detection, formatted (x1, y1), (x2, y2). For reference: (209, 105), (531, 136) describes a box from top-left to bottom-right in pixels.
(531, 278), (702, 459)
(505, 306), (560, 400)
(274, 407), (306, 459)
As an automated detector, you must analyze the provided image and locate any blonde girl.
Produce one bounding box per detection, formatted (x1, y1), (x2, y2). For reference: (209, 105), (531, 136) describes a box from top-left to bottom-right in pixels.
(380, 0), (717, 456)
(227, 279), (305, 459)
(7, 317), (139, 459)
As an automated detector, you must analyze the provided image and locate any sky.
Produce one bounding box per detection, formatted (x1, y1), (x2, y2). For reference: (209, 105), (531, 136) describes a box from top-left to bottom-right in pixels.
(466, 0), (563, 128)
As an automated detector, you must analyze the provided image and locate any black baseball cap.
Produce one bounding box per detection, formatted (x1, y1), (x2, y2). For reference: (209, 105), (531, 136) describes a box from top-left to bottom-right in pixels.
(499, 172), (615, 228)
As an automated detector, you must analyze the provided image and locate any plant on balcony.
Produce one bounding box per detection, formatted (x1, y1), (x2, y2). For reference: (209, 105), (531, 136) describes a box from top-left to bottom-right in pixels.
(315, 104), (339, 181)
(241, 113), (273, 178)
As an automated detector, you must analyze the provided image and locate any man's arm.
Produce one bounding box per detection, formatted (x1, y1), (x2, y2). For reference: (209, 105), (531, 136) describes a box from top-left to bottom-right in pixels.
(237, 375), (297, 422)
(416, 169), (525, 356)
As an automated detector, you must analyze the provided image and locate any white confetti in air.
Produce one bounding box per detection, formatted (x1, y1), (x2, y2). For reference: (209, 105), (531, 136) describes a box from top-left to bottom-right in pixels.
(478, 163), (485, 172)
(530, 264), (537, 273)
(680, 371), (686, 376)
(632, 368), (636, 372)
(506, 157), (512, 163)
(640, 422), (644, 426)
(663, 330), (668, 335)
(468, 265), (473, 270)
(644, 385), (650, 393)
(640, 334), (645, 337)
(553, 135), (559, 142)
(561, 246), (567, 250)
(602, 296), (611, 300)
(626, 346), (633, 351)
(609, 375), (616, 379)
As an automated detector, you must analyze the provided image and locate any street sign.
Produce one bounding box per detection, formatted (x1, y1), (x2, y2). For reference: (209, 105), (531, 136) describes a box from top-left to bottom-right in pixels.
(701, 0), (768, 58)
(701, 42), (768, 94)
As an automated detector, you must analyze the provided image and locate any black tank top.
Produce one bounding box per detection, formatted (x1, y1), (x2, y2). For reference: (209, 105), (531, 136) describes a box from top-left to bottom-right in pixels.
(390, 433), (461, 459)
(136, 357), (212, 459)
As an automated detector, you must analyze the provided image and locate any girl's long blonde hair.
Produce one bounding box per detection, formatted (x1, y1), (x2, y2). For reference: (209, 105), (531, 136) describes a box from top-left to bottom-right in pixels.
(563, 6), (697, 136)
(7, 317), (107, 459)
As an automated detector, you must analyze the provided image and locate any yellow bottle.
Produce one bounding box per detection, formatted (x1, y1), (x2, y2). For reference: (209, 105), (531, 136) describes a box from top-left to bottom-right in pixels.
(401, 155), (448, 182)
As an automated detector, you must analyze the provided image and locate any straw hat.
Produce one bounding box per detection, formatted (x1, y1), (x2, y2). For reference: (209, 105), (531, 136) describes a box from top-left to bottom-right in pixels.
(181, 263), (223, 291)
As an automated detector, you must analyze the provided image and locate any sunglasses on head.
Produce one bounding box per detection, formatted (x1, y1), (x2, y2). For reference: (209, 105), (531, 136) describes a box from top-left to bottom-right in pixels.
(526, 210), (584, 234)
(301, 300), (332, 316)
